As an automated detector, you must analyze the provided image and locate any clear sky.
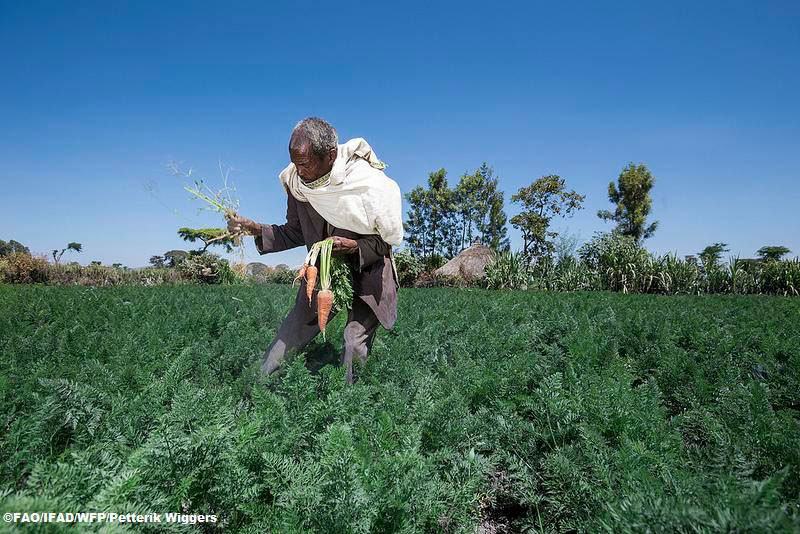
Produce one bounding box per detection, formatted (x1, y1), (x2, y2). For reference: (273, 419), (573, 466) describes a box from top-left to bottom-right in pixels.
(2, 1), (799, 267)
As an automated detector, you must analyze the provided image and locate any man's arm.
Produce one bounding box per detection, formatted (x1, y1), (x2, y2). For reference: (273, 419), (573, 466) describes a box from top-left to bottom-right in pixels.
(331, 234), (390, 271)
(254, 196), (305, 254)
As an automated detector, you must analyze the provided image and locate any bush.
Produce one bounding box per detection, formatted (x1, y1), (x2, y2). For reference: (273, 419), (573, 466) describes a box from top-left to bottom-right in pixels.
(579, 232), (655, 293)
(0, 252), (49, 283)
(393, 250), (424, 287)
(422, 254), (447, 272)
(177, 253), (237, 284)
(485, 251), (529, 290)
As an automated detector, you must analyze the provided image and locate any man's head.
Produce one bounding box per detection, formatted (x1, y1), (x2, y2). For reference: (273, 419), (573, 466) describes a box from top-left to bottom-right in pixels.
(289, 117), (338, 182)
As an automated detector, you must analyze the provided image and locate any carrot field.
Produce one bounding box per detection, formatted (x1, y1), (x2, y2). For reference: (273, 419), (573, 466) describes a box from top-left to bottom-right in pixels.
(1, 284), (799, 532)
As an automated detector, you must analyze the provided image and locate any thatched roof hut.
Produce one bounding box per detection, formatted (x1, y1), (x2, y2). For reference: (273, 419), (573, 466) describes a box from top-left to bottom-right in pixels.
(434, 243), (495, 281)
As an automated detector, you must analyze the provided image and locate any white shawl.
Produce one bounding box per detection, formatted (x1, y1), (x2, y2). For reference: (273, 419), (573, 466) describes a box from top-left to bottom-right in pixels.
(279, 138), (404, 246)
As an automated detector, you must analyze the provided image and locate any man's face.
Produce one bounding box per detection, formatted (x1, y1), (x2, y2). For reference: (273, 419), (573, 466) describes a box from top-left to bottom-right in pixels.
(289, 137), (337, 183)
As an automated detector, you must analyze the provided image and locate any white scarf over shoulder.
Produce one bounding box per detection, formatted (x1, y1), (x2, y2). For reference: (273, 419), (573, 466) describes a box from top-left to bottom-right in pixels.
(279, 138), (404, 246)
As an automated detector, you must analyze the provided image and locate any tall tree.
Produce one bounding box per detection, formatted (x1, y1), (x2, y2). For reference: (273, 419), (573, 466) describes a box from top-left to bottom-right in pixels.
(598, 163), (658, 242)
(404, 185), (430, 257)
(757, 245), (791, 262)
(698, 242), (729, 269)
(0, 239), (29, 256)
(452, 171), (484, 250)
(403, 169), (455, 259)
(511, 175), (585, 259)
(52, 242), (82, 264)
(163, 250), (189, 267)
(426, 169), (452, 258)
(473, 163), (509, 250)
(178, 227), (236, 253)
(149, 255), (166, 268)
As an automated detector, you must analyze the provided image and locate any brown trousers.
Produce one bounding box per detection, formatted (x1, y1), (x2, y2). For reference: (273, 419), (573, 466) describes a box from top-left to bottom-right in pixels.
(261, 289), (380, 384)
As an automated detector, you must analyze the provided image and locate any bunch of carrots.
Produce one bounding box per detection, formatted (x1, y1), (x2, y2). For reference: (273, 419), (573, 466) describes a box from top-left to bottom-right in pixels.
(294, 238), (336, 338)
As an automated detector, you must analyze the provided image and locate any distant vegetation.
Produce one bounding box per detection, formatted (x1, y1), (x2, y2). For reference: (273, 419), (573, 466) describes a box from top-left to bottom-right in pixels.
(1, 160), (797, 294)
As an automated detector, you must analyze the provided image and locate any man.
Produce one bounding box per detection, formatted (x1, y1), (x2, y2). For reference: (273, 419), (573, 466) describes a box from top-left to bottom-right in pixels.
(227, 117), (403, 384)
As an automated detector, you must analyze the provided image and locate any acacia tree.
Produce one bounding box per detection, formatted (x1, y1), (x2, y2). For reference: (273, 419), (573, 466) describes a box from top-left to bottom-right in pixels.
(757, 245), (791, 262)
(52, 242), (82, 264)
(178, 227), (236, 253)
(598, 163), (658, 242)
(163, 250), (189, 267)
(698, 242), (729, 270)
(511, 175), (584, 260)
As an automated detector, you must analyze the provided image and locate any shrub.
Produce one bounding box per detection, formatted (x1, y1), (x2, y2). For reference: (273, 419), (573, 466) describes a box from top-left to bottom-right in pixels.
(177, 253), (236, 284)
(393, 250), (424, 287)
(485, 251), (529, 290)
(422, 254), (447, 272)
(0, 252), (49, 283)
(579, 232), (655, 293)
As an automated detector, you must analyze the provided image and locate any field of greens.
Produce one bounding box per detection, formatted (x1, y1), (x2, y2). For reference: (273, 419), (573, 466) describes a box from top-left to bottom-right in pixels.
(2, 284), (799, 532)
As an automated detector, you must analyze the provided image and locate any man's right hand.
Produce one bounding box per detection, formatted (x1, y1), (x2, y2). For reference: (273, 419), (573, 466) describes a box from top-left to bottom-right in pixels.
(226, 213), (261, 236)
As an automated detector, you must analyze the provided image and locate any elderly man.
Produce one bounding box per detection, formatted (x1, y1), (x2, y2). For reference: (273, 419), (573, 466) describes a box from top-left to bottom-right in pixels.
(228, 117), (403, 384)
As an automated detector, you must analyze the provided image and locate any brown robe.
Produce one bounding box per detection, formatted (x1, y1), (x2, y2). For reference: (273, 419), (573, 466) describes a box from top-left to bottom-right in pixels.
(254, 193), (398, 329)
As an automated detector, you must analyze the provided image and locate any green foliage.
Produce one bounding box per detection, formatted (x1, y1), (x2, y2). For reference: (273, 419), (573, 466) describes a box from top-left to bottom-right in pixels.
(510, 175), (585, 260)
(699, 242), (729, 270)
(163, 249), (189, 268)
(392, 249), (424, 287)
(51, 242), (82, 265)
(404, 164), (509, 259)
(0, 239), (29, 257)
(758, 245), (792, 262)
(178, 227), (236, 253)
(485, 251), (528, 290)
(597, 163), (658, 242)
(177, 252), (237, 284)
(330, 258), (354, 312)
(2, 286), (799, 531)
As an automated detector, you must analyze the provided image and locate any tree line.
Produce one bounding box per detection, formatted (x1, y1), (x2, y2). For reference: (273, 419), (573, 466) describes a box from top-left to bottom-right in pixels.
(404, 162), (793, 265)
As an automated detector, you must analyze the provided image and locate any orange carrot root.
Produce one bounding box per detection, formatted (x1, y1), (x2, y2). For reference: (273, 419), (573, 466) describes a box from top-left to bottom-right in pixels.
(293, 265), (307, 287)
(305, 265), (318, 303)
(317, 289), (334, 333)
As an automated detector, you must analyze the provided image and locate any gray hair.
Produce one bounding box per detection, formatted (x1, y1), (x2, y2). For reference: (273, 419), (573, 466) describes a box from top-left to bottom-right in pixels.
(291, 117), (338, 157)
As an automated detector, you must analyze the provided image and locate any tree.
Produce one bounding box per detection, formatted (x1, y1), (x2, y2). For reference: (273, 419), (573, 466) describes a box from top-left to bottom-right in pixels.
(598, 163), (658, 242)
(404, 185), (430, 257)
(757, 245), (791, 262)
(149, 255), (166, 268)
(473, 164), (508, 250)
(698, 243), (729, 269)
(52, 242), (82, 264)
(452, 171), (484, 251)
(403, 169), (454, 259)
(0, 239), (30, 257)
(177, 227), (236, 253)
(511, 175), (584, 260)
(163, 250), (189, 267)
(404, 163), (509, 257)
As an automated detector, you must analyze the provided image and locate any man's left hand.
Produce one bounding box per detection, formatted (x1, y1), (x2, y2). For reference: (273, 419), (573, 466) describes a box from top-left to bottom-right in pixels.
(331, 236), (358, 255)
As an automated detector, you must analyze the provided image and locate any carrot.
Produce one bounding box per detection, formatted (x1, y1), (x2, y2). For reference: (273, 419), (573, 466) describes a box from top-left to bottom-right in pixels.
(317, 289), (334, 334)
(316, 239), (336, 338)
(293, 264), (307, 287)
(305, 265), (318, 303)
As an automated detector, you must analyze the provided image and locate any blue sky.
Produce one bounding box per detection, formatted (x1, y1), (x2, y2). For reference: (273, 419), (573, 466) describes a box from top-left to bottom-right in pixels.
(2, 1), (798, 267)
